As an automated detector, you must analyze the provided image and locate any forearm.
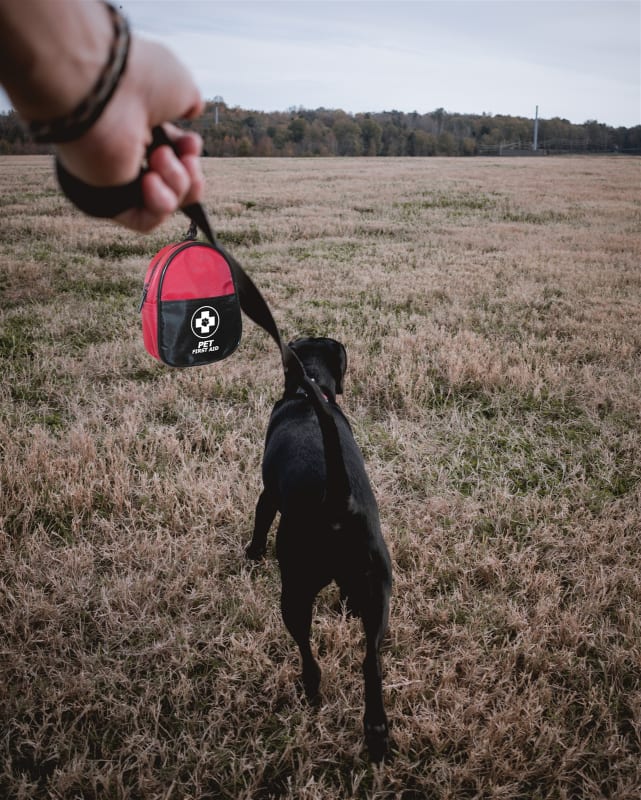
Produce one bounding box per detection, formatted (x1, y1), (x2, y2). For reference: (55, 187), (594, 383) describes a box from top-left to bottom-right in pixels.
(0, 0), (112, 121)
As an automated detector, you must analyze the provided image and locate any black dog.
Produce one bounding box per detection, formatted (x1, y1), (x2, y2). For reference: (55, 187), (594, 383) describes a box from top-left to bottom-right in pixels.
(246, 336), (392, 762)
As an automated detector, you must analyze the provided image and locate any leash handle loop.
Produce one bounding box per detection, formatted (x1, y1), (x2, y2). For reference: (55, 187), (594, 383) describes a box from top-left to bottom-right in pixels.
(55, 125), (197, 220)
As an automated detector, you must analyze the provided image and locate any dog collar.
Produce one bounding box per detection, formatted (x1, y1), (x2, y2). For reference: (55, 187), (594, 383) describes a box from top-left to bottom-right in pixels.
(295, 384), (329, 402)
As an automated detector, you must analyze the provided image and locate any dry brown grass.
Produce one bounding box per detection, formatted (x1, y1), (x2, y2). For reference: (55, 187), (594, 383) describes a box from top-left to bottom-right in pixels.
(1, 154), (640, 799)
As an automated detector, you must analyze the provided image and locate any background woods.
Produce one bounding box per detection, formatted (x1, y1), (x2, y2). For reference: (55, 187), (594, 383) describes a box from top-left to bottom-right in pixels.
(1, 101), (640, 157)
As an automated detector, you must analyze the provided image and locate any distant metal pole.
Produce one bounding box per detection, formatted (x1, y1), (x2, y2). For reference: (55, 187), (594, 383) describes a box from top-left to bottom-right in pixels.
(533, 105), (539, 151)
(213, 95), (224, 126)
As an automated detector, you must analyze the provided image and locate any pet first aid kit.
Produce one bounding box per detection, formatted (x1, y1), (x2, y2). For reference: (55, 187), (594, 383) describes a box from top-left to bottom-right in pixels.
(139, 237), (242, 367)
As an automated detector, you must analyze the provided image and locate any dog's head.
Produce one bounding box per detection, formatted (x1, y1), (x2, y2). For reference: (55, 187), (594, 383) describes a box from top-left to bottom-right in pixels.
(288, 337), (347, 398)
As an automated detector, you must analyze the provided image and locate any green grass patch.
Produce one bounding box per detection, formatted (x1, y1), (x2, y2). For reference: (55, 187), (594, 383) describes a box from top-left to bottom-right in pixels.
(399, 190), (498, 217)
(55, 274), (140, 301)
(443, 391), (639, 510)
(217, 226), (263, 247)
(80, 239), (153, 260)
(0, 313), (35, 361)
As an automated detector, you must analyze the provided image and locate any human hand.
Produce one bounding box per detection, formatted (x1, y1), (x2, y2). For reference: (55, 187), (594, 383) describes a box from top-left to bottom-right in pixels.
(56, 37), (205, 232)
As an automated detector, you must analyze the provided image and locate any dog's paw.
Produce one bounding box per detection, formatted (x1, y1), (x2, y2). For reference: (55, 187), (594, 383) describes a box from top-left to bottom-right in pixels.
(364, 721), (390, 764)
(300, 662), (322, 706)
(245, 542), (266, 561)
(303, 686), (322, 710)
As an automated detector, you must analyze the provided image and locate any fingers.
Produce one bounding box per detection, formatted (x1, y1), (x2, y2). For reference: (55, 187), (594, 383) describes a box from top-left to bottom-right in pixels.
(179, 152), (204, 206)
(162, 122), (203, 156)
(148, 146), (190, 204)
(112, 137), (204, 233)
(114, 206), (164, 234)
(158, 125), (204, 204)
(58, 129), (204, 231)
(113, 170), (176, 232)
(147, 134), (204, 207)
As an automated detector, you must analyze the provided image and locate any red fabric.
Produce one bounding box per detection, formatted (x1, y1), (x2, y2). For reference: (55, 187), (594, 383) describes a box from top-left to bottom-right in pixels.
(142, 243), (181, 303)
(160, 246), (235, 301)
(141, 243), (180, 360)
(141, 302), (159, 359)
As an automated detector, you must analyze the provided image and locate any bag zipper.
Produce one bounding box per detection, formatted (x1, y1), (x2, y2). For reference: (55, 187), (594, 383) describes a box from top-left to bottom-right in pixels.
(154, 241), (205, 305)
(138, 247), (178, 312)
(137, 285), (150, 313)
(139, 239), (225, 312)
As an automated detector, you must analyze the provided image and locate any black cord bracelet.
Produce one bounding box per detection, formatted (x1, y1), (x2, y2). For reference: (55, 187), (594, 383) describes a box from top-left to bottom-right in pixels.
(28, 2), (130, 144)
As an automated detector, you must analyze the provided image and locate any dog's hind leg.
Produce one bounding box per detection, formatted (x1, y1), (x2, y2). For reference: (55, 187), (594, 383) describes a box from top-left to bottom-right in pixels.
(281, 579), (321, 704)
(360, 580), (391, 763)
(246, 489), (277, 561)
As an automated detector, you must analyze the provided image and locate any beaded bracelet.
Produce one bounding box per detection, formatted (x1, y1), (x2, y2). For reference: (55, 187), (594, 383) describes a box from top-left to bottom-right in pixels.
(28, 2), (130, 144)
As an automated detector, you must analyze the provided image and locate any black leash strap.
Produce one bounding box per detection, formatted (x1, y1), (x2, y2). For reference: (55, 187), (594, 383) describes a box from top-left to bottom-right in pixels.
(179, 198), (306, 386)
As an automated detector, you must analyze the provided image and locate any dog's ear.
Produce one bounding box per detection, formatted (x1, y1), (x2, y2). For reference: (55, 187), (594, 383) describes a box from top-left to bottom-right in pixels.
(332, 340), (347, 394)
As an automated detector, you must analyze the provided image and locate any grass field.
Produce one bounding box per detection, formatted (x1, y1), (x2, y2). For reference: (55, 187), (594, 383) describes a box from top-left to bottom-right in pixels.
(1, 154), (640, 799)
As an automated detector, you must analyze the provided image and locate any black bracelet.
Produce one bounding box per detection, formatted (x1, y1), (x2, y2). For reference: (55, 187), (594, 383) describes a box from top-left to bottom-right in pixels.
(28, 2), (130, 144)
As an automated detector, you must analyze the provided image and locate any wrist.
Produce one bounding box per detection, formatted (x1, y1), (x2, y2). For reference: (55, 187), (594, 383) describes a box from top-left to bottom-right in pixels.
(1, 0), (113, 123)
(55, 36), (150, 187)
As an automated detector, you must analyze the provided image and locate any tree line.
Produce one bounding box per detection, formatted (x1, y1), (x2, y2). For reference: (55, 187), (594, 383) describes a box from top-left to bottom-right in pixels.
(1, 100), (639, 157)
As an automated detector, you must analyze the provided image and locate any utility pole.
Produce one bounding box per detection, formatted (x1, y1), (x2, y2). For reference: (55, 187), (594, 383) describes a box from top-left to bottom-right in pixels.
(533, 105), (539, 151)
(213, 95), (224, 126)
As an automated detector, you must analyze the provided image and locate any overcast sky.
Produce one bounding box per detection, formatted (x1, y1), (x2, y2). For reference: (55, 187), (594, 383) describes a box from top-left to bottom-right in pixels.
(2, 0), (639, 127)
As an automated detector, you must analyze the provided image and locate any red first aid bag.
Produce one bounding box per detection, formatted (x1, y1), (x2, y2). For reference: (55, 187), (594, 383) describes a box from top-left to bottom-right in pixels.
(140, 239), (242, 367)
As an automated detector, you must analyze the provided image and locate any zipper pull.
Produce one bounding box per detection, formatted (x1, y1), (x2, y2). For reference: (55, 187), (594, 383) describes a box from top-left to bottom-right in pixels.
(138, 285), (148, 313)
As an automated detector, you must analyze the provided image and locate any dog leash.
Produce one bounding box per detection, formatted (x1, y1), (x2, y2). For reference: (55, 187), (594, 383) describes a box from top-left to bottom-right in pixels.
(56, 126), (313, 391)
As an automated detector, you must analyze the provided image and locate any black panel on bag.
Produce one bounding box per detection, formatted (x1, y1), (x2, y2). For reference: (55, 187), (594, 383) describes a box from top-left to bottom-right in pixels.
(158, 295), (242, 367)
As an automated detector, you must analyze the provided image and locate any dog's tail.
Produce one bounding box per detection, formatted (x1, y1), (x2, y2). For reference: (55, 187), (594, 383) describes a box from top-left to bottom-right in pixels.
(299, 375), (353, 516)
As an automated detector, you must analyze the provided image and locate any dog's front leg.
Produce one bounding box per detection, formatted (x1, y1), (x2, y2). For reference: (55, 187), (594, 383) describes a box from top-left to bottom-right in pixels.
(246, 489), (277, 561)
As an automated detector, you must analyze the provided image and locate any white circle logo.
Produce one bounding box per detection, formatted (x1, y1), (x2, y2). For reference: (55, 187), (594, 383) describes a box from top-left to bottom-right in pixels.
(191, 306), (220, 339)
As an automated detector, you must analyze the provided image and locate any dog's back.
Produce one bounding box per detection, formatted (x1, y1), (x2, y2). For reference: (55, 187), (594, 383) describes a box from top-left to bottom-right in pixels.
(263, 394), (388, 585)
(263, 395), (370, 514)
